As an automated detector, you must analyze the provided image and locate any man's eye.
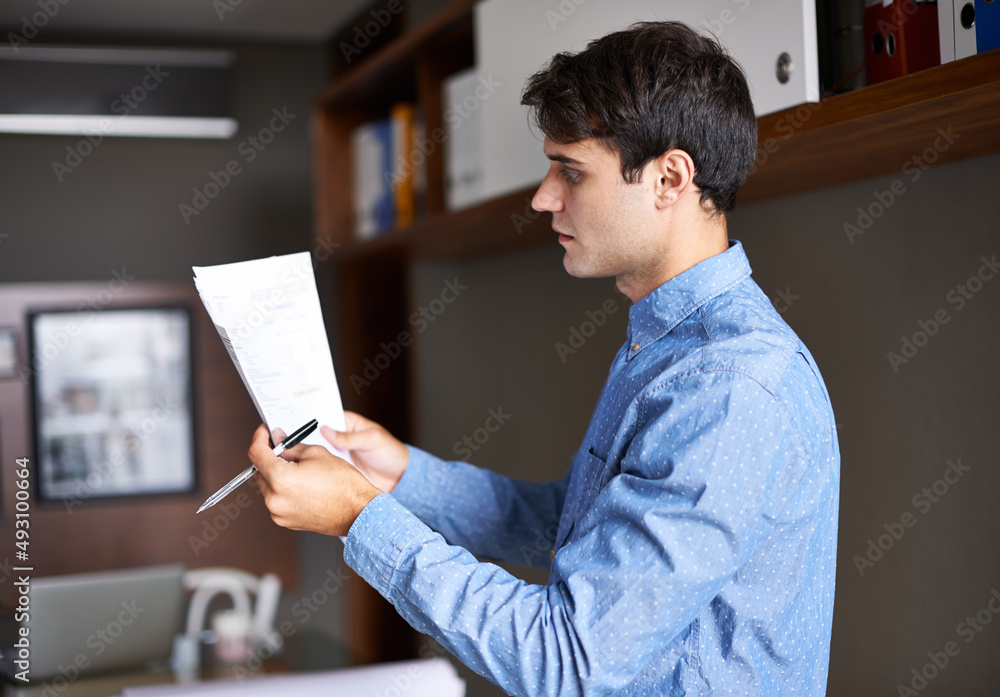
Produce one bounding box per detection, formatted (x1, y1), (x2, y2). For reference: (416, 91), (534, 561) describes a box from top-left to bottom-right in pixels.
(559, 169), (581, 184)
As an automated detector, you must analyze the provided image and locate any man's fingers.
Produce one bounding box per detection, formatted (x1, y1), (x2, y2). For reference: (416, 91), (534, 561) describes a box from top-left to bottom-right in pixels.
(248, 424), (275, 466)
(342, 411), (370, 430)
(253, 468), (272, 495)
(320, 424), (340, 448)
(276, 442), (323, 463)
(324, 423), (381, 451)
(250, 424), (311, 469)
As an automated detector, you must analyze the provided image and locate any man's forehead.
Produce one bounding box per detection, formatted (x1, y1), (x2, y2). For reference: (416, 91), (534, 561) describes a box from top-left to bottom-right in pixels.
(543, 137), (601, 164)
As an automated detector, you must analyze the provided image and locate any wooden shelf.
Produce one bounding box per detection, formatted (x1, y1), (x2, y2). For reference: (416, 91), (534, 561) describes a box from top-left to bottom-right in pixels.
(317, 0), (476, 109)
(319, 45), (1000, 263)
(335, 184), (549, 261)
(740, 48), (1000, 203)
(313, 1), (476, 254)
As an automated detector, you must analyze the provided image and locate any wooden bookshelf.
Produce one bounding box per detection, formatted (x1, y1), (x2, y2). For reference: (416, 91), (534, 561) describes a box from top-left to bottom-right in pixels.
(313, 0), (476, 255)
(741, 47), (1000, 203)
(316, 23), (1000, 261)
(311, 0), (1000, 664)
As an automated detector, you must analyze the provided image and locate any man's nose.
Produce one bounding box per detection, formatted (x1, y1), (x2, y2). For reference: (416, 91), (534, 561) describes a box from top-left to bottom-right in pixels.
(532, 173), (561, 212)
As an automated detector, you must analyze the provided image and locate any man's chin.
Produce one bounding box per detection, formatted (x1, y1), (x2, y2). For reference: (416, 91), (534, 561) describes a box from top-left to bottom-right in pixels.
(562, 253), (583, 277)
(562, 254), (606, 280)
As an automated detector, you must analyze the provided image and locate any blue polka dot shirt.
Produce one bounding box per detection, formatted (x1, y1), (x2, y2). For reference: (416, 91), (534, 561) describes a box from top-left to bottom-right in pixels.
(345, 240), (840, 696)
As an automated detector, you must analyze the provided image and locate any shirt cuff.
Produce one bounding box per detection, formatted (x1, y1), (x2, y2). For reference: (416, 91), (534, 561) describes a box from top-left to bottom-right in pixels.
(391, 445), (447, 518)
(344, 492), (434, 598)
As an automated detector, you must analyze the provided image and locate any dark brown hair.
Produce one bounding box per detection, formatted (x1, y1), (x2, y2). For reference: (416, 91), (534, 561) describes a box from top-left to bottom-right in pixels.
(521, 21), (757, 215)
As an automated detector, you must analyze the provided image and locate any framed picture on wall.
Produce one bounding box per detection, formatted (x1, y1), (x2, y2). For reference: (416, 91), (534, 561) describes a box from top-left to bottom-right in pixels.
(28, 306), (197, 503)
(0, 327), (18, 379)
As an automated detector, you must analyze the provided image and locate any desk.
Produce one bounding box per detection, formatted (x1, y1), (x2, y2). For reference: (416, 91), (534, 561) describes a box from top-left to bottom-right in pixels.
(2, 629), (355, 697)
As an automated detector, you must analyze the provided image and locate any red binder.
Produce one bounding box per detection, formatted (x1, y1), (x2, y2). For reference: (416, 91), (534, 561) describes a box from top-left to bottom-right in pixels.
(864, 0), (941, 85)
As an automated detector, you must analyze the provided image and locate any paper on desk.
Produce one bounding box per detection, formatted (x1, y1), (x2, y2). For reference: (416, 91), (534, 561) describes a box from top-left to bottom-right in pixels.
(120, 658), (465, 697)
(192, 252), (348, 460)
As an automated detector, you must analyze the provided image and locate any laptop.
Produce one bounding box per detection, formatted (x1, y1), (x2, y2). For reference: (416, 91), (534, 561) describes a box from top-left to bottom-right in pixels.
(12, 564), (185, 683)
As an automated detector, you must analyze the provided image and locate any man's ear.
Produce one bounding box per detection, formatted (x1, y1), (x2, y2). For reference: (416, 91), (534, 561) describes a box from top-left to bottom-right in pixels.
(652, 149), (696, 209)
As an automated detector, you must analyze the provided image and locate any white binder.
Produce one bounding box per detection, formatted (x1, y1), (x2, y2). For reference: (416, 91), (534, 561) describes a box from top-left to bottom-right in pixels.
(473, 0), (820, 205)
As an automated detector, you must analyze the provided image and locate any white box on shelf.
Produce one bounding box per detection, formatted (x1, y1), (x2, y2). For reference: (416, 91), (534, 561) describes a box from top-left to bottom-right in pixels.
(443, 68), (486, 211)
(474, 0), (820, 203)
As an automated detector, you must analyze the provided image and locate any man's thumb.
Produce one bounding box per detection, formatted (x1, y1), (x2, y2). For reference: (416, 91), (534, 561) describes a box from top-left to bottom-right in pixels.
(322, 424), (377, 451)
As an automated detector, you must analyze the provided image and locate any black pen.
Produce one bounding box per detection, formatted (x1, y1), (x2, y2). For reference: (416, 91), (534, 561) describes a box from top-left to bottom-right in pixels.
(196, 418), (319, 514)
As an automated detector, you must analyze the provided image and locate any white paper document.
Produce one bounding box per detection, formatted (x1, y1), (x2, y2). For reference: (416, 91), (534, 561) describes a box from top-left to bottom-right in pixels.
(192, 252), (348, 458)
(120, 658), (465, 697)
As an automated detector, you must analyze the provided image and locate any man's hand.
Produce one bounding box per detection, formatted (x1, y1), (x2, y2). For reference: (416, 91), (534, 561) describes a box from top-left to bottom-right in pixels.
(249, 424), (381, 537)
(321, 411), (410, 493)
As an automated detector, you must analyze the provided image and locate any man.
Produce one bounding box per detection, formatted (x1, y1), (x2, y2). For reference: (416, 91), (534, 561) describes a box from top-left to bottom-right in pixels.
(249, 21), (840, 696)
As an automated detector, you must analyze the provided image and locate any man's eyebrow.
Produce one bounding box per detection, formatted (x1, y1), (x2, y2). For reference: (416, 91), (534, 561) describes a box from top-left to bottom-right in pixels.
(545, 152), (585, 165)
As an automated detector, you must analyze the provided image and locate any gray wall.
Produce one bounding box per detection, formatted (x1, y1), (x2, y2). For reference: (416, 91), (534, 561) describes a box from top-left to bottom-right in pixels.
(0, 40), (359, 653)
(412, 151), (1000, 696)
(0, 44), (323, 282)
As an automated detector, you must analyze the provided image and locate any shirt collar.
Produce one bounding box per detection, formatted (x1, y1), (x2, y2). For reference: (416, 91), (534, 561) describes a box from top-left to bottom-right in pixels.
(626, 240), (752, 359)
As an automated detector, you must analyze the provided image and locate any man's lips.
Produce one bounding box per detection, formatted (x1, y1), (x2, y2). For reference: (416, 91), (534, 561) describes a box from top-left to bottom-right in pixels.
(554, 227), (573, 243)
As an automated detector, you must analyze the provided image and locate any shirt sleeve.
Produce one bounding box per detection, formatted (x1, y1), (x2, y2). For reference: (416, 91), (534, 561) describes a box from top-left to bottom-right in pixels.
(390, 445), (569, 568)
(344, 372), (800, 697)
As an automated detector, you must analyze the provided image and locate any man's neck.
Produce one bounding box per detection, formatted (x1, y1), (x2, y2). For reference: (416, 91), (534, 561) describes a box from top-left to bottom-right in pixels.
(617, 223), (729, 303)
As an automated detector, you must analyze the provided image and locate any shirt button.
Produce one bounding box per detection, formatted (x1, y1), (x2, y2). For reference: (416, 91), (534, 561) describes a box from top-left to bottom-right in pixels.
(632, 343), (640, 351)
(550, 550), (556, 561)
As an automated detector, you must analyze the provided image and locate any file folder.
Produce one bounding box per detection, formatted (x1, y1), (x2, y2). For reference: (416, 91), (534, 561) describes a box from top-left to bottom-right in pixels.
(954, 0), (978, 59)
(977, 0), (1000, 52)
(820, 0), (867, 92)
(864, 0), (941, 84)
(938, 0), (955, 63)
